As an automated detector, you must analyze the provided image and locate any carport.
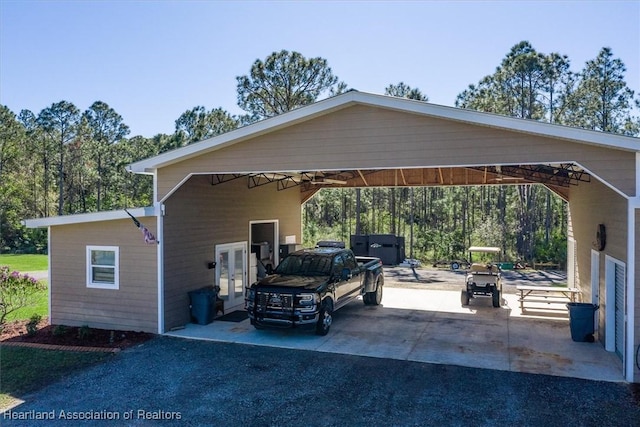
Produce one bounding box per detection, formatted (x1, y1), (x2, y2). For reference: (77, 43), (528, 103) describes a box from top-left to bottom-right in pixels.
(166, 268), (623, 382)
(29, 91), (638, 382)
(130, 91), (637, 380)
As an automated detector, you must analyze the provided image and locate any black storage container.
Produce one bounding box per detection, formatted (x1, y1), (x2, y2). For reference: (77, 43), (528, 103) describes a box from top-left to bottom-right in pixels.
(396, 236), (406, 263)
(350, 235), (369, 256)
(188, 287), (217, 325)
(567, 302), (599, 342)
(368, 234), (404, 265)
(350, 234), (406, 265)
(279, 243), (301, 258)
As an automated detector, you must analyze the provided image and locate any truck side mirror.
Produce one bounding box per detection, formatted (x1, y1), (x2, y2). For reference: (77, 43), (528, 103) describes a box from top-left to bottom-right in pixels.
(342, 268), (352, 280)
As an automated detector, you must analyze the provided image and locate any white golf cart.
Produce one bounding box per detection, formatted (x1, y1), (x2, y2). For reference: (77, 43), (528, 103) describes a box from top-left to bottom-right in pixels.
(460, 246), (502, 308)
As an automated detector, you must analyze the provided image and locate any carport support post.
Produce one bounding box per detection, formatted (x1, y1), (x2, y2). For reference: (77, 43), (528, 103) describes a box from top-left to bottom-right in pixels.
(156, 202), (165, 334)
(626, 200), (636, 382)
(410, 188), (414, 259)
(626, 156), (640, 382)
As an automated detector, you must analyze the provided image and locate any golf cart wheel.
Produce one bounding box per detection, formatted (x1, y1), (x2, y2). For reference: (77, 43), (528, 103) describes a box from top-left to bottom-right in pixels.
(492, 289), (501, 307)
(461, 290), (470, 306)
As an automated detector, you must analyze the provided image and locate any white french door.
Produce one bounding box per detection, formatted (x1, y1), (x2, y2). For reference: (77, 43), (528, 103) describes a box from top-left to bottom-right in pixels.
(216, 242), (247, 312)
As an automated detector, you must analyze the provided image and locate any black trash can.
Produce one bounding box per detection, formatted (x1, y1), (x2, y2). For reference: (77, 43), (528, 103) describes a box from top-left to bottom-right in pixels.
(567, 302), (598, 342)
(188, 287), (217, 325)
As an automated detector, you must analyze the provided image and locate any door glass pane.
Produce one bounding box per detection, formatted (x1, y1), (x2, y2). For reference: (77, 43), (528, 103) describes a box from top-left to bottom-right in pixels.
(219, 251), (229, 299)
(234, 248), (244, 297)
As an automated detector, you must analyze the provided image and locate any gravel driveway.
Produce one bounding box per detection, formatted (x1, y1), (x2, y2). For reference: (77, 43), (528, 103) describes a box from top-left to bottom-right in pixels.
(4, 337), (639, 426)
(383, 266), (568, 292)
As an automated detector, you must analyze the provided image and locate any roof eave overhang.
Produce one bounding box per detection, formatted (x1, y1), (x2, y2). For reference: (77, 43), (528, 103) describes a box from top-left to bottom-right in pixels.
(22, 206), (156, 228)
(127, 91), (640, 174)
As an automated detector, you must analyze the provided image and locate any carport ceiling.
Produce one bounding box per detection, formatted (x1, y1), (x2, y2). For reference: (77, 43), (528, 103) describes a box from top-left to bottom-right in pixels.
(208, 163), (590, 203)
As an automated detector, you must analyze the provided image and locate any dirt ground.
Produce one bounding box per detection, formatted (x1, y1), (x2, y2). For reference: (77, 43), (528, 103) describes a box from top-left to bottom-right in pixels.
(0, 316), (154, 349)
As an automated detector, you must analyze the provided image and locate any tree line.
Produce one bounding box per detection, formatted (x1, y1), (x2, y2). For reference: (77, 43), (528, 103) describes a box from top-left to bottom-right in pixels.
(1, 43), (638, 264)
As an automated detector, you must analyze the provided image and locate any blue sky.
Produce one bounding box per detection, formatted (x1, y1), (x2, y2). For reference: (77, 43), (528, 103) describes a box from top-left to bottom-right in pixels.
(1, 0), (638, 137)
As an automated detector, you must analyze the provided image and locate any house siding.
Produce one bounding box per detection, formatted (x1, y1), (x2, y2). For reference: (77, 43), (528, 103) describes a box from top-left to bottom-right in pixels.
(568, 178), (627, 347)
(156, 105), (636, 201)
(636, 209), (640, 382)
(162, 175), (301, 331)
(49, 219), (158, 332)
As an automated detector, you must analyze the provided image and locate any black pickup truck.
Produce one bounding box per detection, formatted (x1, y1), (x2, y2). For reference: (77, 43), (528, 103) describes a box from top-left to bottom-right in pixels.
(245, 247), (384, 335)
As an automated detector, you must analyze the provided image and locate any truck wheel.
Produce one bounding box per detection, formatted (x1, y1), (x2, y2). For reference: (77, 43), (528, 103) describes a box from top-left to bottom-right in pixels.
(250, 319), (265, 330)
(363, 276), (383, 306)
(315, 300), (333, 336)
(492, 289), (501, 308)
(363, 292), (371, 305)
(461, 290), (470, 306)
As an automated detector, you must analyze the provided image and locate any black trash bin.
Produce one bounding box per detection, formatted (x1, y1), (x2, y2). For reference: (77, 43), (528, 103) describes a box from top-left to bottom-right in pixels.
(188, 287), (217, 325)
(567, 302), (598, 342)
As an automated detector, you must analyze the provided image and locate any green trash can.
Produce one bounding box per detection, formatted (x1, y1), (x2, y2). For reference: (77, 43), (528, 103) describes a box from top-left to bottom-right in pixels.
(189, 287), (217, 325)
(567, 302), (598, 342)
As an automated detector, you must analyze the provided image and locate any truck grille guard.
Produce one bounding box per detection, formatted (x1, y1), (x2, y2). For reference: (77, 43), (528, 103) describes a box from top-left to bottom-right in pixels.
(256, 292), (294, 311)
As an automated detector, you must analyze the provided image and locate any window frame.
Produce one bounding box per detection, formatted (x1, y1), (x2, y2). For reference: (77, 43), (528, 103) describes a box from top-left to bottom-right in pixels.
(86, 245), (120, 290)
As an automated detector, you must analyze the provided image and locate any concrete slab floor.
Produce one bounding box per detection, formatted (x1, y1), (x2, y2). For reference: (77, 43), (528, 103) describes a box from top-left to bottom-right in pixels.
(166, 287), (623, 383)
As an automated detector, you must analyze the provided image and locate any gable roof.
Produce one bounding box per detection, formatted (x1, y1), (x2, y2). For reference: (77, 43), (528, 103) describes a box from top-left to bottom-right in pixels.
(128, 91), (639, 174)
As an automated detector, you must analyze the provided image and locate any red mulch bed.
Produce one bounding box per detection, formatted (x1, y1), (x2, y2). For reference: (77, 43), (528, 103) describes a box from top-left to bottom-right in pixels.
(0, 317), (154, 350)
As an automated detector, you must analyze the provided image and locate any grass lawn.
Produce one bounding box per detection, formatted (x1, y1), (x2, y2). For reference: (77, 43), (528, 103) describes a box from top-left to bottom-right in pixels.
(0, 254), (48, 272)
(0, 346), (113, 411)
(4, 286), (49, 322)
(0, 253), (115, 412)
(1, 254), (49, 322)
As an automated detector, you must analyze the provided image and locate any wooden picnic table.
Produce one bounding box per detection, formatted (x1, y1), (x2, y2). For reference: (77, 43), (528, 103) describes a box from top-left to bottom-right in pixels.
(516, 285), (580, 311)
(533, 262), (560, 270)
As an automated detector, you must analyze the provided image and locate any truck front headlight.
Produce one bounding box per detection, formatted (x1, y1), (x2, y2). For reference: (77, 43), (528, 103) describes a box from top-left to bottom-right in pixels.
(296, 293), (318, 311)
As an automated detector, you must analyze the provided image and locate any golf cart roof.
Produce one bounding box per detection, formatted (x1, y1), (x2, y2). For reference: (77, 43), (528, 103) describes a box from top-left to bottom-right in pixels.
(468, 246), (501, 253)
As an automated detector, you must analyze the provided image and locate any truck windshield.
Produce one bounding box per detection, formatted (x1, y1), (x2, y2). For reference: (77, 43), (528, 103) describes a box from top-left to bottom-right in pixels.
(274, 254), (333, 276)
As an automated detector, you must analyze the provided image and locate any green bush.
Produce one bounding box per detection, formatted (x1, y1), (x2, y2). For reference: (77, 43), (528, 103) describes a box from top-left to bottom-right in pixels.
(52, 325), (68, 336)
(0, 266), (46, 325)
(78, 325), (92, 341)
(25, 314), (42, 337)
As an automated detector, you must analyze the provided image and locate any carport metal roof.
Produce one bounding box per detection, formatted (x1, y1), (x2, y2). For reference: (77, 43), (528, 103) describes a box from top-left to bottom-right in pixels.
(206, 164), (592, 203)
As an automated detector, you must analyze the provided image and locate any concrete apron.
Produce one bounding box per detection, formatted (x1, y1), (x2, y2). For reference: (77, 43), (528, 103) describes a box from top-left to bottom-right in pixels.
(166, 288), (623, 383)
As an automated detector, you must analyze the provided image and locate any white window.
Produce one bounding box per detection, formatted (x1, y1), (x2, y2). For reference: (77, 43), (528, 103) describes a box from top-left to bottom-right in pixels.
(86, 246), (119, 289)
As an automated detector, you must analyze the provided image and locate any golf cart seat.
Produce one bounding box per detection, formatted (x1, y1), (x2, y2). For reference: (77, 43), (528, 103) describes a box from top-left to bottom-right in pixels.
(470, 263), (499, 274)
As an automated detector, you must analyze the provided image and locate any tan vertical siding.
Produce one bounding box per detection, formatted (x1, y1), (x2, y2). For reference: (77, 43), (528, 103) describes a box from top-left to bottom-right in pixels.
(162, 175), (301, 330)
(569, 178), (627, 345)
(156, 105), (636, 201)
(50, 218), (158, 332)
(636, 210), (640, 382)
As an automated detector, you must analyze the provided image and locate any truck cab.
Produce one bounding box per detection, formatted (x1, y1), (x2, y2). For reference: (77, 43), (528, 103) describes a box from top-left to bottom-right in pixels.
(245, 247), (384, 335)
